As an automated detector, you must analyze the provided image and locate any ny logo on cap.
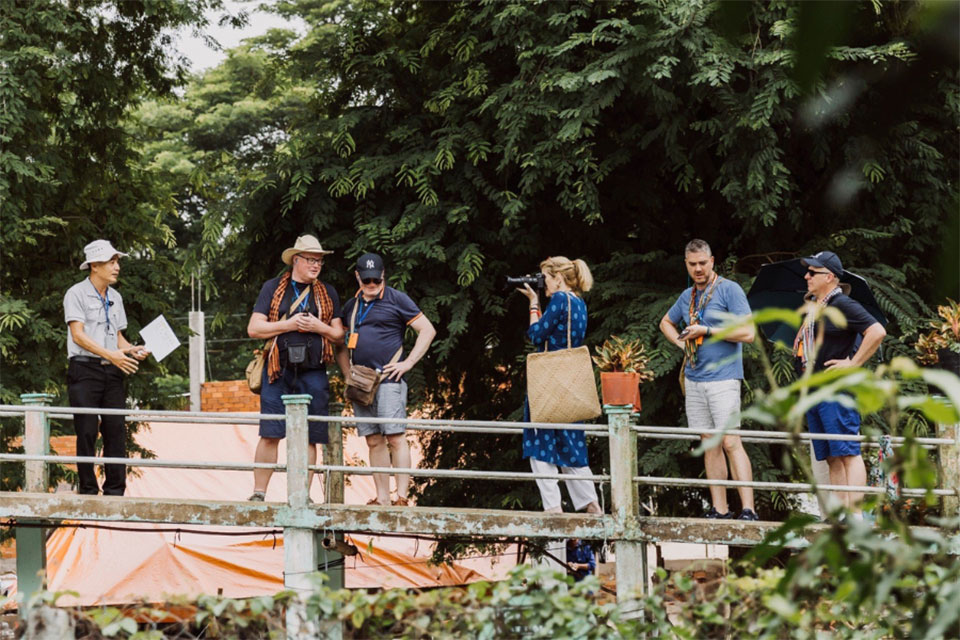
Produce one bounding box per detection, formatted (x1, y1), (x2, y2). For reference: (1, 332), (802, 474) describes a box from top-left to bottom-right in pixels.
(366, 260), (375, 269)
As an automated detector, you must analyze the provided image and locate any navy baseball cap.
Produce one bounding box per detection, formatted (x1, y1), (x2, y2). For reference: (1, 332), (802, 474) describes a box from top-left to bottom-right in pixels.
(801, 251), (844, 278)
(355, 253), (385, 279)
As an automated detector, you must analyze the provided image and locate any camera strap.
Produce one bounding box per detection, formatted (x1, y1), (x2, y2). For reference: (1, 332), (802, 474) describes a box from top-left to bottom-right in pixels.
(264, 287), (311, 360)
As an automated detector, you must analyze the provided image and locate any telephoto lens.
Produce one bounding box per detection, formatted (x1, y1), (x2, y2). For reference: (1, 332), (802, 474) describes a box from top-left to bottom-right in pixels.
(504, 273), (545, 292)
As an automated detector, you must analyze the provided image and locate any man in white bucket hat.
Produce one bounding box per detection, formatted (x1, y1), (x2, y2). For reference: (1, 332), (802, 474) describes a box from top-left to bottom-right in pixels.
(64, 239), (150, 495)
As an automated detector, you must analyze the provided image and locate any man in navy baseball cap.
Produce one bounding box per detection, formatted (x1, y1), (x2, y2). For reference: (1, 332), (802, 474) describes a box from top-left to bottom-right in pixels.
(795, 250), (885, 520)
(801, 250), (844, 278)
(336, 252), (436, 507)
(355, 253), (385, 280)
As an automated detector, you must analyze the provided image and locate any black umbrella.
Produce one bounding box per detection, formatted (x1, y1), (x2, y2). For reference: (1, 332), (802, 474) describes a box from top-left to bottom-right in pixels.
(747, 258), (888, 346)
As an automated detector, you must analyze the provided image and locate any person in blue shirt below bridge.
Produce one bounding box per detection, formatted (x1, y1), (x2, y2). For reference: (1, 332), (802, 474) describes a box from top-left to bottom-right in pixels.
(517, 256), (602, 515)
(246, 234), (345, 501)
(336, 253), (436, 507)
(566, 538), (596, 582)
(659, 239), (759, 521)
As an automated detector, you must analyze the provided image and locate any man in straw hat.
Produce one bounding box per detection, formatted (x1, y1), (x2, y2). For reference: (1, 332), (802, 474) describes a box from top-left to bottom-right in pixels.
(64, 239), (150, 495)
(246, 234), (344, 501)
(794, 250), (885, 518)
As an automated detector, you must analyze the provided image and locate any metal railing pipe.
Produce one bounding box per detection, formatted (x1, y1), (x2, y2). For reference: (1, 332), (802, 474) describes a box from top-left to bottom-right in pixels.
(633, 475), (954, 497)
(0, 454), (607, 483)
(632, 424), (953, 446)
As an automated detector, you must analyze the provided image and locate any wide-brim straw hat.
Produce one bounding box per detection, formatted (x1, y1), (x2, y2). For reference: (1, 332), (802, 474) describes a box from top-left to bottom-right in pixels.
(79, 239), (129, 270)
(281, 234), (334, 265)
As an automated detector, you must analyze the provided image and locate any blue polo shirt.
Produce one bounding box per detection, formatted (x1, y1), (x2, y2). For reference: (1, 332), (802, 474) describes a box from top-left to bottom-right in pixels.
(341, 286), (422, 383)
(667, 278), (751, 382)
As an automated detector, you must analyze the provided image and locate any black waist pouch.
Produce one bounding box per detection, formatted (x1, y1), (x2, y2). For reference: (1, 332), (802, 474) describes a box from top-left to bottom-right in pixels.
(287, 343), (307, 365)
(281, 338), (320, 369)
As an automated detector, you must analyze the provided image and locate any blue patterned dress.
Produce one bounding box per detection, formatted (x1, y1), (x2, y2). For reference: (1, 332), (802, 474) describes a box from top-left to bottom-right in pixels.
(522, 292), (590, 467)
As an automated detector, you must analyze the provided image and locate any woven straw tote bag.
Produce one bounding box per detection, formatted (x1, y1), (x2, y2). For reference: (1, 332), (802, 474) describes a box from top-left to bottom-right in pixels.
(526, 292), (601, 423)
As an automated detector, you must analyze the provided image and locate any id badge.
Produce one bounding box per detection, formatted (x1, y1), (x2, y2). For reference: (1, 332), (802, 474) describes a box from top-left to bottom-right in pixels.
(347, 333), (359, 349)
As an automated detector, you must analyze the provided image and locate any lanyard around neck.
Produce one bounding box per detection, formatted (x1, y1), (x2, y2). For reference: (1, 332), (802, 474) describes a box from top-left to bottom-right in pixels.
(290, 282), (310, 313)
(690, 273), (721, 323)
(90, 279), (111, 331)
(355, 297), (376, 328)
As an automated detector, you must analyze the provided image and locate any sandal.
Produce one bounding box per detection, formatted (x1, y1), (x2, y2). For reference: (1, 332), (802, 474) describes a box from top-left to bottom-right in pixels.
(392, 497), (410, 507)
(366, 497), (386, 506)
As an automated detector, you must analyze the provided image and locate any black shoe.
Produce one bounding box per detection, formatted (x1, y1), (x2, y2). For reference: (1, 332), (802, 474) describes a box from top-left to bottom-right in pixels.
(737, 508), (760, 521)
(705, 507), (733, 519)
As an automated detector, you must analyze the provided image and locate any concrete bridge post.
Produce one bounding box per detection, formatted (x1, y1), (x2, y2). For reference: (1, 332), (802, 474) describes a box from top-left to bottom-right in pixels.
(606, 404), (645, 618)
(16, 393), (54, 608)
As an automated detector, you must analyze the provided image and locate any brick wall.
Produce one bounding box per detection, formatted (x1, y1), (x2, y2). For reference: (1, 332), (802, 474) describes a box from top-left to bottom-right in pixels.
(201, 380), (259, 413)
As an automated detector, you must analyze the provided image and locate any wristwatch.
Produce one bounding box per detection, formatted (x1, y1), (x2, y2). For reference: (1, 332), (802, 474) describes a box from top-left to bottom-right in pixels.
(705, 326), (712, 338)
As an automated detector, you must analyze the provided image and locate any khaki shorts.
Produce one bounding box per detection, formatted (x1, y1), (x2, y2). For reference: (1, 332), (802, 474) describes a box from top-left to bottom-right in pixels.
(354, 379), (408, 436)
(684, 378), (741, 431)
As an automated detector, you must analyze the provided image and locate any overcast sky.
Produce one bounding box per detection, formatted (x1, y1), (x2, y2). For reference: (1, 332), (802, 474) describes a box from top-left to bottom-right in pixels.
(173, 1), (305, 72)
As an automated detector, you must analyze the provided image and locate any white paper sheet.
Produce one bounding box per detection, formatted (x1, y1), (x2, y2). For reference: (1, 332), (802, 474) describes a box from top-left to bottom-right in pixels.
(139, 315), (181, 362)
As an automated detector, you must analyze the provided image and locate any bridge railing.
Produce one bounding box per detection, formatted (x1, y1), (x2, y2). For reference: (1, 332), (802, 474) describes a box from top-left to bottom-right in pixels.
(0, 392), (958, 621)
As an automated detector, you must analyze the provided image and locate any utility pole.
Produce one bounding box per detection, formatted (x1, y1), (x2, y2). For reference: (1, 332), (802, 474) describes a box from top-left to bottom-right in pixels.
(188, 273), (205, 412)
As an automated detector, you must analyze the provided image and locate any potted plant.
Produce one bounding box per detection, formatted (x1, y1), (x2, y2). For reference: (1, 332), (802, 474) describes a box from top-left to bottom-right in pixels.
(915, 299), (960, 375)
(593, 335), (654, 412)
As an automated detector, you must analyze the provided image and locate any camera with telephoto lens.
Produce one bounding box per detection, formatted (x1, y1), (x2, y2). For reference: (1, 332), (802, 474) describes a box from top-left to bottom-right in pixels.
(505, 273), (545, 292)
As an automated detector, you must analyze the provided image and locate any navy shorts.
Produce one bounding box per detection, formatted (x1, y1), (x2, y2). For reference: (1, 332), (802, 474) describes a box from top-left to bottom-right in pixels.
(259, 366), (329, 444)
(806, 400), (861, 461)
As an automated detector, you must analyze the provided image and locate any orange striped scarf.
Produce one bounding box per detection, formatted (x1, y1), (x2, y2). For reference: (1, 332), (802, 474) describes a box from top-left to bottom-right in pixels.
(267, 272), (334, 382)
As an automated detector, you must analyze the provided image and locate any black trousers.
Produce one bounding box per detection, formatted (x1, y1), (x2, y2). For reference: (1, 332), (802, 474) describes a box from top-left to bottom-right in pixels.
(66, 359), (127, 495)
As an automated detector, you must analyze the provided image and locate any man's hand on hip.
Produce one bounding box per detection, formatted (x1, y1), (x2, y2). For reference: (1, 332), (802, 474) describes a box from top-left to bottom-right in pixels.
(824, 357), (855, 369)
(382, 359), (413, 381)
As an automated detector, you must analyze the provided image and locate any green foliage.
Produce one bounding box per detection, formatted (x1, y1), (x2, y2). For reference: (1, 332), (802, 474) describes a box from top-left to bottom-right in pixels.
(11, 525), (960, 638)
(10, 566), (639, 638)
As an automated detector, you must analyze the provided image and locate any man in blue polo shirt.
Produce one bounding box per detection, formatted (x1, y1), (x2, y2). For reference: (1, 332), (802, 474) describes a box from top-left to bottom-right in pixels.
(337, 253), (436, 506)
(659, 239), (758, 520)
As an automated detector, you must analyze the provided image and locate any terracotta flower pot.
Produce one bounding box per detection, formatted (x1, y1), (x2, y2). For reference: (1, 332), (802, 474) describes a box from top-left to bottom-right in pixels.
(600, 372), (641, 413)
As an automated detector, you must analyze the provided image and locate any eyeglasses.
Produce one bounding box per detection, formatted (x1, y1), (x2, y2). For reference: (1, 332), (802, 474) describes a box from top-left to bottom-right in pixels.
(297, 256), (323, 266)
(362, 278), (383, 285)
(806, 268), (831, 277)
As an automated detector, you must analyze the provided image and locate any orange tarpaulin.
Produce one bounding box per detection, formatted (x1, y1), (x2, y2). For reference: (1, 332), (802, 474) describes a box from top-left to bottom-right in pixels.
(7, 420), (515, 606)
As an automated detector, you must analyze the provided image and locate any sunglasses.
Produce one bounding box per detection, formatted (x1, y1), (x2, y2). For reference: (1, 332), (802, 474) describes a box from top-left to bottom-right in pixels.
(807, 268), (831, 277)
(362, 278), (383, 285)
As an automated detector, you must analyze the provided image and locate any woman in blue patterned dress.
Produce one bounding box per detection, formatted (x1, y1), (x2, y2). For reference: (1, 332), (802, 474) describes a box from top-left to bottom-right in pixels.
(518, 256), (601, 514)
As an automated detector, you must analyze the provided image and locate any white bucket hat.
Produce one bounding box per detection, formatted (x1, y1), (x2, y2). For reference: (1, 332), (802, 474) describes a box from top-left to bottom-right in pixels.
(79, 239), (129, 270)
(281, 234), (334, 265)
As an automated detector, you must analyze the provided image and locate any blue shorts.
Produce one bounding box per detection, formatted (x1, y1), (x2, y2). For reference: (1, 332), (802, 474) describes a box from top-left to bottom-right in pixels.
(806, 400), (860, 461)
(259, 366), (329, 444)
